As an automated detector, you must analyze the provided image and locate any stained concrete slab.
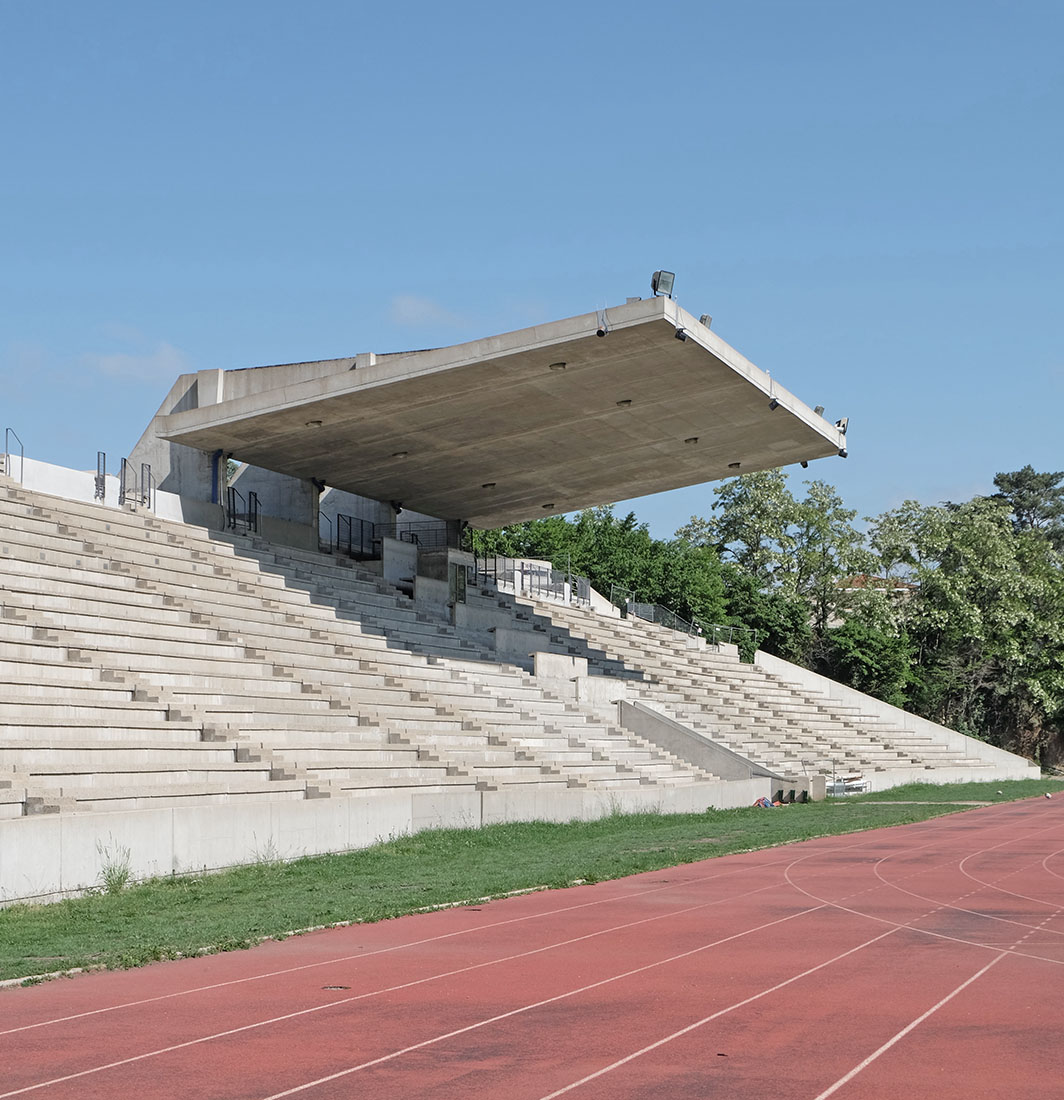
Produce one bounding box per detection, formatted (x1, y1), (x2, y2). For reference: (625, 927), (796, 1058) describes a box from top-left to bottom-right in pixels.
(157, 296), (846, 527)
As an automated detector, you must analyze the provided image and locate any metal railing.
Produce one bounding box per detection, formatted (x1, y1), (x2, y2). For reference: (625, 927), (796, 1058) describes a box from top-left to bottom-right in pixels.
(227, 486), (259, 533)
(3, 428), (24, 483)
(335, 514), (375, 559)
(118, 458), (136, 506)
(139, 463), (154, 510)
(95, 452), (107, 502)
(318, 511), (333, 553)
(473, 554), (591, 607)
(373, 520), (463, 551)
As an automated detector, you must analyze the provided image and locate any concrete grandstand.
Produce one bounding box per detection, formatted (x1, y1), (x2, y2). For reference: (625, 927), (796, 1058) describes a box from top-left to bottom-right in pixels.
(0, 296), (1036, 903)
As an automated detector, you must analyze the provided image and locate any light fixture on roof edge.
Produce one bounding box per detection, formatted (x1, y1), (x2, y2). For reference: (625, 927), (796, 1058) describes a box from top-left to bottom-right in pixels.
(651, 270), (675, 298)
(699, 314), (712, 328)
(800, 461), (809, 469)
(814, 405), (825, 416)
(674, 327), (687, 342)
(768, 398), (779, 411)
(549, 361), (567, 371)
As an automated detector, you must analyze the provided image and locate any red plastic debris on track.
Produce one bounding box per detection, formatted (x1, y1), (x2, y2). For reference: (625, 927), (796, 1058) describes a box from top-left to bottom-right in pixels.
(4, 798), (1064, 1099)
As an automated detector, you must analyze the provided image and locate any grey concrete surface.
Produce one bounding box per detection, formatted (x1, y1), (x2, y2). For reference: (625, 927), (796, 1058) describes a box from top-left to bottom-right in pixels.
(152, 297), (846, 527)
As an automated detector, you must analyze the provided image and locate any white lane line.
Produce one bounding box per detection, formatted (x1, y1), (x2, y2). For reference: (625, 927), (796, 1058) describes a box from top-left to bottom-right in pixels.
(532, 929), (902, 1100)
(0, 847), (808, 1037)
(255, 905), (848, 1100)
(812, 902), (1063, 1099)
(0, 889), (823, 1098)
(811, 953), (1007, 1100)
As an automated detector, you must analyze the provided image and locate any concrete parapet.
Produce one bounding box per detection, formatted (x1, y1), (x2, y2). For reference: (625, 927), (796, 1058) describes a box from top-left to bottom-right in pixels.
(618, 700), (783, 783)
(0, 778), (769, 905)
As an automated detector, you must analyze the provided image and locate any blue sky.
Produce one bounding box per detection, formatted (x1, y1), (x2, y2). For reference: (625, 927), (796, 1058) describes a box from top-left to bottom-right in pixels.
(3, 0), (1061, 537)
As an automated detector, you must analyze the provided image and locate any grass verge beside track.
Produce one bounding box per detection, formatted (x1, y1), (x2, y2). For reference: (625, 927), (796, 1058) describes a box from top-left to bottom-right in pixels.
(2, 778), (1060, 984)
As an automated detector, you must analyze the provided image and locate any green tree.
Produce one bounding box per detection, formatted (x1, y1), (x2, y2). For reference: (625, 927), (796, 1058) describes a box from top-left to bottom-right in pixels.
(679, 470), (872, 657)
(992, 465), (1064, 549)
(471, 508), (727, 628)
(873, 495), (1064, 757)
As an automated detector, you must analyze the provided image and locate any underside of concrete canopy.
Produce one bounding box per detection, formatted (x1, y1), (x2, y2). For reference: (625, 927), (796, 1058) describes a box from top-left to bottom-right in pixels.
(156, 296), (846, 528)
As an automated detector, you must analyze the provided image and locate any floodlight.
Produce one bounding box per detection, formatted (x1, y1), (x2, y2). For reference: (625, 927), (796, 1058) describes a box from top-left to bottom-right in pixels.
(674, 328), (687, 342)
(699, 314), (712, 328)
(768, 398), (779, 411)
(838, 448), (848, 458)
(651, 270), (675, 298)
(800, 461), (809, 469)
(814, 405), (825, 416)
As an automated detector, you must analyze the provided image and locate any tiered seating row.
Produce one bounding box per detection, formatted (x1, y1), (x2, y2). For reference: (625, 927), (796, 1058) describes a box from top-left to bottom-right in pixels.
(0, 484), (714, 815)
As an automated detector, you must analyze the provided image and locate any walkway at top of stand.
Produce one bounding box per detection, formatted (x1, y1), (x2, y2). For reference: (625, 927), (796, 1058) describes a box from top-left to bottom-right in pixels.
(4, 797), (1063, 1099)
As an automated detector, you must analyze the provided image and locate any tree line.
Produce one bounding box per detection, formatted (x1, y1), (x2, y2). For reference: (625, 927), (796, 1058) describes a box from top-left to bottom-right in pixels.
(471, 465), (1064, 763)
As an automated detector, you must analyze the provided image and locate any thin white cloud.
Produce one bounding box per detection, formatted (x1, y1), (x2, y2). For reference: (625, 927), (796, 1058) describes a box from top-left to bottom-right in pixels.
(389, 294), (466, 329)
(84, 340), (192, 382)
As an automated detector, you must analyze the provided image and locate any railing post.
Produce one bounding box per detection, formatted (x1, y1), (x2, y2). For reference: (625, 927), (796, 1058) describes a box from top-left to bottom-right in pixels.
(3, 428), (25, 484)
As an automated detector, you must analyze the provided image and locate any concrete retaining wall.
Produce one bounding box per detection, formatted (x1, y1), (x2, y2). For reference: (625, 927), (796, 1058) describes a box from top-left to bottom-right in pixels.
(0, 779), (767, 906)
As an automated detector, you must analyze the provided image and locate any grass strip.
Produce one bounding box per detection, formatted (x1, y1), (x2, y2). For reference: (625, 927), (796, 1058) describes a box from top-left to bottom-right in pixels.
(2, 778), (1059, 984)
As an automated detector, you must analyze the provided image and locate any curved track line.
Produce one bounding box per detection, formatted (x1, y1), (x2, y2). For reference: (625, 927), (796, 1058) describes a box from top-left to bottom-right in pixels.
(783, 810), (1064, 962)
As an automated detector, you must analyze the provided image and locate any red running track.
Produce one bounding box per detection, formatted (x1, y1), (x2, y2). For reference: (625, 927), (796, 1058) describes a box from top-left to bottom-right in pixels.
(4, 798), (1064, 1099)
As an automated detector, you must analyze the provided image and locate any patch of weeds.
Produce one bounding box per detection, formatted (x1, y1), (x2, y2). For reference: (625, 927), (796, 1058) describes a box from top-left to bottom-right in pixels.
(96, 837), (132, 896)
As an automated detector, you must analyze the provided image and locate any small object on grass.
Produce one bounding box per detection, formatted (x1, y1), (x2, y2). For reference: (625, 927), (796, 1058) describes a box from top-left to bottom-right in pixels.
(1045, 793), (1053, 799)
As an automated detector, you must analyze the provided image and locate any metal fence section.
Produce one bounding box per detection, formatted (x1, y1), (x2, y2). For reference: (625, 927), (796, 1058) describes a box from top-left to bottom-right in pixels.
(118, 458), (137, 507)
(335, 514), (375, 559)
(95, 452), (107, 501)
(139, 463), (154, 510)
(317, 511), (333, 553)
(3, 428), (24, 483)
(473, 554), (591, 608)
(373, 520), (465, 551)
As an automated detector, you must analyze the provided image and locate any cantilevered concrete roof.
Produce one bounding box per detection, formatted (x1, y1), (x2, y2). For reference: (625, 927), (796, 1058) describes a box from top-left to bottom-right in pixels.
(159, 297), (846, 528)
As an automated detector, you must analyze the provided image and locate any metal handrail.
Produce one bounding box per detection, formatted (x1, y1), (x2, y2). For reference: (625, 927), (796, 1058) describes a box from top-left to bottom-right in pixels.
(226, 485), (245, 530)
(247, 491), (260, 534)
(3, 428), (24, 483)
(318, 511), (333, 553)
